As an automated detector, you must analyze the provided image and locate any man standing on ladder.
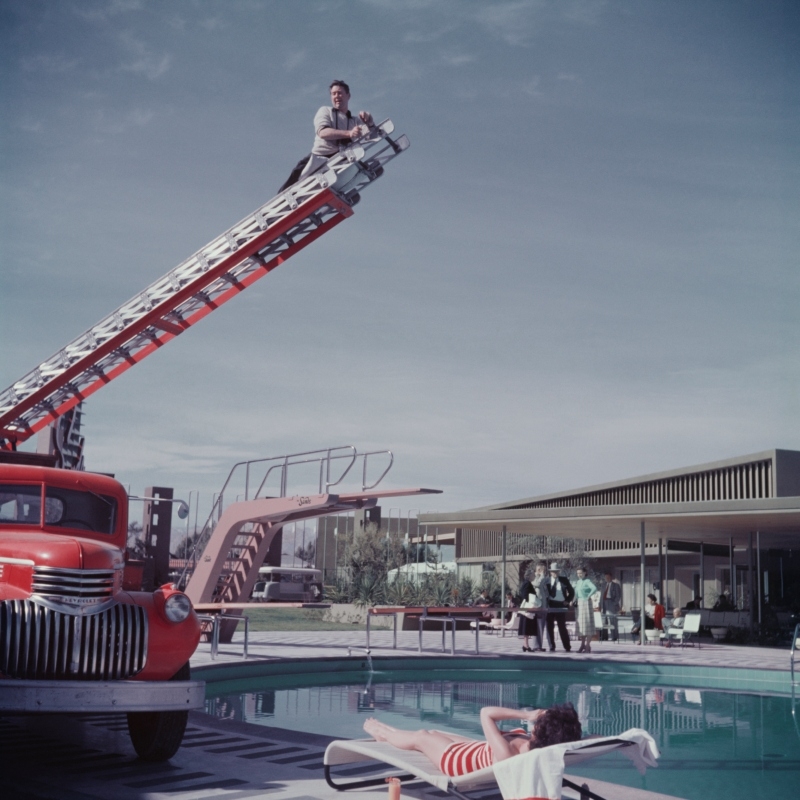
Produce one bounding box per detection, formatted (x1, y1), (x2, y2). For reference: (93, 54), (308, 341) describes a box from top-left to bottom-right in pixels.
(279, 80), (373, 191)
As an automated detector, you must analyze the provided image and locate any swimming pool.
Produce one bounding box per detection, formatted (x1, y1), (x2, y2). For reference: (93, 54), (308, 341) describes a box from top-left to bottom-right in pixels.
(202, 664), (799, 800)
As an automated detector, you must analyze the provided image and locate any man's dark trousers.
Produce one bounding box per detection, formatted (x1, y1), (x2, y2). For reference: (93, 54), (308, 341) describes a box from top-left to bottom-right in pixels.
(546, 603), (571, 651)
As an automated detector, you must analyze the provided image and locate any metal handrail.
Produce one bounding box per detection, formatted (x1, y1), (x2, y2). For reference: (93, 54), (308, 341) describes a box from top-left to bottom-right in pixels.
(251, 446), (358, 499)
(176, 445), (394, 589)
(361, 450), (394, 491)
(791, 622), (800, 685)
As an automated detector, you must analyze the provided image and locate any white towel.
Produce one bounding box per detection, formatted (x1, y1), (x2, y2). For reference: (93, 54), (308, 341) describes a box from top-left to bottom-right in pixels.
(493, 729), (659, 800)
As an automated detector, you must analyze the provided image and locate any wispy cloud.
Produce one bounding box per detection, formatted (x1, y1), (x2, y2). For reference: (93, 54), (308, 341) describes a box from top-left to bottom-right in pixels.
(20, 54), (80, 73)
(472, 0), (543, 47)
(441, 53), (476, 67)
(284, 48), (307, 72)
(91, 107), (154, 135)
(119, 32), (171, 79)
(360, 0), (438, 10)
(73, 0), (144, 24)
(199, 17), (226, 33)
(17, 119), (44, 134)
(521, 75), (542, 97)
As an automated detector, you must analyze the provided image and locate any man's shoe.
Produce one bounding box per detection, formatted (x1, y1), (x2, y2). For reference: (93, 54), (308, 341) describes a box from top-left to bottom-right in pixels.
(549, 648), (556, 652)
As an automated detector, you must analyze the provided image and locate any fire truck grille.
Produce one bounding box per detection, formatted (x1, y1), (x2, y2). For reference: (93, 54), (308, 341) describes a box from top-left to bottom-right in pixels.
(32, 566), (116, 602)
(0, 599), (148, 680)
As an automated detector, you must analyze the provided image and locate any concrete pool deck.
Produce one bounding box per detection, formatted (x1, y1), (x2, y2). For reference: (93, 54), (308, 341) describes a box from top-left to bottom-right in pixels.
(2, 629), (794, 800)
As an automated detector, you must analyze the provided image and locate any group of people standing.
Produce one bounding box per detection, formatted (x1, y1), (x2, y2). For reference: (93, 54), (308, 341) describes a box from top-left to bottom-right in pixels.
(515, 563), (623, 653)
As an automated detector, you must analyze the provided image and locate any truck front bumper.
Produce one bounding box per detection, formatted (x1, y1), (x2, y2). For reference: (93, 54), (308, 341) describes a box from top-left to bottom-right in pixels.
(0, 679), (205, 713)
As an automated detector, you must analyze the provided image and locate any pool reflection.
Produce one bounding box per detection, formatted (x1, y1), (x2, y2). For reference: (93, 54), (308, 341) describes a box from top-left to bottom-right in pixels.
(204, 672), (800, 800)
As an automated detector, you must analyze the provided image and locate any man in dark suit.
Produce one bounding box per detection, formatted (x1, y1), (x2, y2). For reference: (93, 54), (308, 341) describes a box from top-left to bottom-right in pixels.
(600, 572), (622, 641)
(546, 562), (575, 652)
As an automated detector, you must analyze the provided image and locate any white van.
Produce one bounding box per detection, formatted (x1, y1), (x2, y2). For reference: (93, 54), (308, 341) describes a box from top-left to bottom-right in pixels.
(251, 566), (323, 602)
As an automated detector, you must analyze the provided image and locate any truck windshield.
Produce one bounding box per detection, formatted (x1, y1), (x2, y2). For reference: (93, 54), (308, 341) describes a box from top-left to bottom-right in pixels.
(0, 484), (43, 524)
(44, 486), (117, 534)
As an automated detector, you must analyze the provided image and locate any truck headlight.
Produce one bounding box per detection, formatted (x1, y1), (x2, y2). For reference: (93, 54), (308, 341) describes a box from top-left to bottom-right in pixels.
(163, 592), (193, 623)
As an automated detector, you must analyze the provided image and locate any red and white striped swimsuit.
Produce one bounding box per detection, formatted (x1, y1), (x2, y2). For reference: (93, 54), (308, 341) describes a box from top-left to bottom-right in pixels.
(439, 740), (493, 776)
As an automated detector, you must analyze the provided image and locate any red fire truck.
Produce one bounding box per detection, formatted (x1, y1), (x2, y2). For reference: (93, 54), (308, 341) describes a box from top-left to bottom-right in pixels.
(0, 461), (203, 760)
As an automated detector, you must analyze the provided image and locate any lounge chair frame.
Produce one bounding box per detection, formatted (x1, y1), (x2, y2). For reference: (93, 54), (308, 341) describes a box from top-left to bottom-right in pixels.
(324, 734), (648, 800)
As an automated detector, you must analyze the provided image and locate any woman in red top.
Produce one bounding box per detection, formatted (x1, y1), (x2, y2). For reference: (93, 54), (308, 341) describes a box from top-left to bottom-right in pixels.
(631, 593), (665, 642)
(363, 703), (582, 777)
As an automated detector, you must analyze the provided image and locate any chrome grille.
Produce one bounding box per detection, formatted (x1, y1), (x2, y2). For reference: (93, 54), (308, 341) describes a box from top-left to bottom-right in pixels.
(0, 599), (148, 680)
(32, 566), (116, 602)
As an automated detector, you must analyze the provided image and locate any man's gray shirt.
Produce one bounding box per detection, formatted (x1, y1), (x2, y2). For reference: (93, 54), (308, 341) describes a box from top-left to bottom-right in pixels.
(311, 106), (359, 156)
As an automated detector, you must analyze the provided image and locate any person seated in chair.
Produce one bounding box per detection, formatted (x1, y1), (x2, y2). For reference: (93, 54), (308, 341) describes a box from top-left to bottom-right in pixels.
(712, 591), (735, 611)
(363, 703), (582, 777)
(662, 607), (684, 647)
(630, 594), (665, 643)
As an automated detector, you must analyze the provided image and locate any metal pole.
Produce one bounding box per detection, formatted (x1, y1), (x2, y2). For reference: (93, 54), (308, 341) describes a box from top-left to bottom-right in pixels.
(700, 542), (704, 608)
(729, 536), (735, 607)
(323, 517), (328, 582)
(757, 531), (762, 627)
(665, 541), (669, 610)
(748, 532), (755, 634)
(658, 538), (663, 603)
(184, 490), (192, 564)
(334, 526), (338, 581)
(501, 525), (507, 602)
(640, 521), (646, 645)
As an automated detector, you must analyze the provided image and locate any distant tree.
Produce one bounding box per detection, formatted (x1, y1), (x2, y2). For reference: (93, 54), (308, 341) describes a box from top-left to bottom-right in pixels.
(295, 541), (316, 568)
(127, 521), (146, 558)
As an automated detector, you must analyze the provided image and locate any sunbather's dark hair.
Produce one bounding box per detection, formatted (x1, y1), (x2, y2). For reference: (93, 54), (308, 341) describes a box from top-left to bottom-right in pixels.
(530, 703), (582, 749)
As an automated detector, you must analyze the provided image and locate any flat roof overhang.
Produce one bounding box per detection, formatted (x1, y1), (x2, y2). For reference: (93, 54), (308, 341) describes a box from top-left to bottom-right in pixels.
(420, 497), (800, 548)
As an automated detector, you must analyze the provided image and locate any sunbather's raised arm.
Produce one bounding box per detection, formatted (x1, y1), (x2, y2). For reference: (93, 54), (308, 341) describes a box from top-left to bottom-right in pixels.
(479, 707), (542, 762)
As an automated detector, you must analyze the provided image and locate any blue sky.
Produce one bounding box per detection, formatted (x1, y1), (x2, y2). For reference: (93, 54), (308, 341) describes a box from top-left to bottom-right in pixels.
(2, 0), (798, 528)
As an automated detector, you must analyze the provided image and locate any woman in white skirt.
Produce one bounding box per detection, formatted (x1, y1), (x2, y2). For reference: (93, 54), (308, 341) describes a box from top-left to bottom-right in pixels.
(572, 566), (597, 653)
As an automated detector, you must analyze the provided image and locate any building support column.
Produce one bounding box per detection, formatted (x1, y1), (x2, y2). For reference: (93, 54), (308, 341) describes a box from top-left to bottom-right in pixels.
(658, 538), (663, 604)
(729, 536), (735, 608)
(665, 542), (670, 610)
(756, 530), (762, 627)
(700, 542), (705, 608)
(748, 532), (755, 634)
(640, 521), (646, 646)
(501, 525), (507, 602)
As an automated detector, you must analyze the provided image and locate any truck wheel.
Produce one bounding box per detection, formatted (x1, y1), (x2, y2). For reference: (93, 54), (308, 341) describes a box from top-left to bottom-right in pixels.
(127, 663), (191, 761)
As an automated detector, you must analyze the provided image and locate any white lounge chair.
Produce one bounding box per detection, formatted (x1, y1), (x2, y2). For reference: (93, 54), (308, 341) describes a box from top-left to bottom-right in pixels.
(665, 612), (701, 648)
(471, 612), (520, 634)
(324, 727), (659, 800)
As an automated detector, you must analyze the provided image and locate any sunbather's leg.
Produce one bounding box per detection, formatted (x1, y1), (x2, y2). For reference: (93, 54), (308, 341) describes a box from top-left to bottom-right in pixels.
(363, 718), (468, 767)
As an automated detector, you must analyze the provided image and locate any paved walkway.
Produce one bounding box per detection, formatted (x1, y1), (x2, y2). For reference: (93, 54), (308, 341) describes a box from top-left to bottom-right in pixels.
(3, 629), (794, 800)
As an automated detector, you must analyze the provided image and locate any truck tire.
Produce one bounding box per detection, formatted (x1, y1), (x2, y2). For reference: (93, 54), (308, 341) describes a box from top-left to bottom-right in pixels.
(127, 663), (191, 761)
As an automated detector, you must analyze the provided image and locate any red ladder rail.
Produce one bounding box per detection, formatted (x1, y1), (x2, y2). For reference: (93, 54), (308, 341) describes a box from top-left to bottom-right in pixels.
(0, 122), (408, 449)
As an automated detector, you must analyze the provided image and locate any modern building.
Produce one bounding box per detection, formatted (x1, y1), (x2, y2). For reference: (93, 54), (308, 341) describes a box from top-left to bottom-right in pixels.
(419, 449), (800, 622)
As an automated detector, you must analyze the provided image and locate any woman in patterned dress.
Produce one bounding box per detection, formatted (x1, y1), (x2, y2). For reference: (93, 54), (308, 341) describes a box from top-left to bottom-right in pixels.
(363, 704), (582, 777)
(572, 566), (597, 653)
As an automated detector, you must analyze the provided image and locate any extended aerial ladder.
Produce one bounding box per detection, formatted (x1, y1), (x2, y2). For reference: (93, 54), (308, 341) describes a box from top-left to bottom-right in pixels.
(0, 122), (409, 450)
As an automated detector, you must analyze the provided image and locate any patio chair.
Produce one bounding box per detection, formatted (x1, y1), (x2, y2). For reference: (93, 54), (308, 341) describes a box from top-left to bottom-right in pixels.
(470, 612), (519, 634)
(665, 612), (701, 648)
(324, 728), (659, 800)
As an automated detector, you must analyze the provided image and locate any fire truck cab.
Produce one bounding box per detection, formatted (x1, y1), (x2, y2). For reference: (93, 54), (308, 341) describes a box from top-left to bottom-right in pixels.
(0, 462), (203, 761)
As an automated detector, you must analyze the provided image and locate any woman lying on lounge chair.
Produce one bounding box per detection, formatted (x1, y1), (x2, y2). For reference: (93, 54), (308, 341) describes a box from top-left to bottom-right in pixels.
(362, 703), (582, 777)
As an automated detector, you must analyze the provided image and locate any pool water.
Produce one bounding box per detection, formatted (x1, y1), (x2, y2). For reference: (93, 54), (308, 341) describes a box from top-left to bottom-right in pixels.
(204, 667), (800, 800)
